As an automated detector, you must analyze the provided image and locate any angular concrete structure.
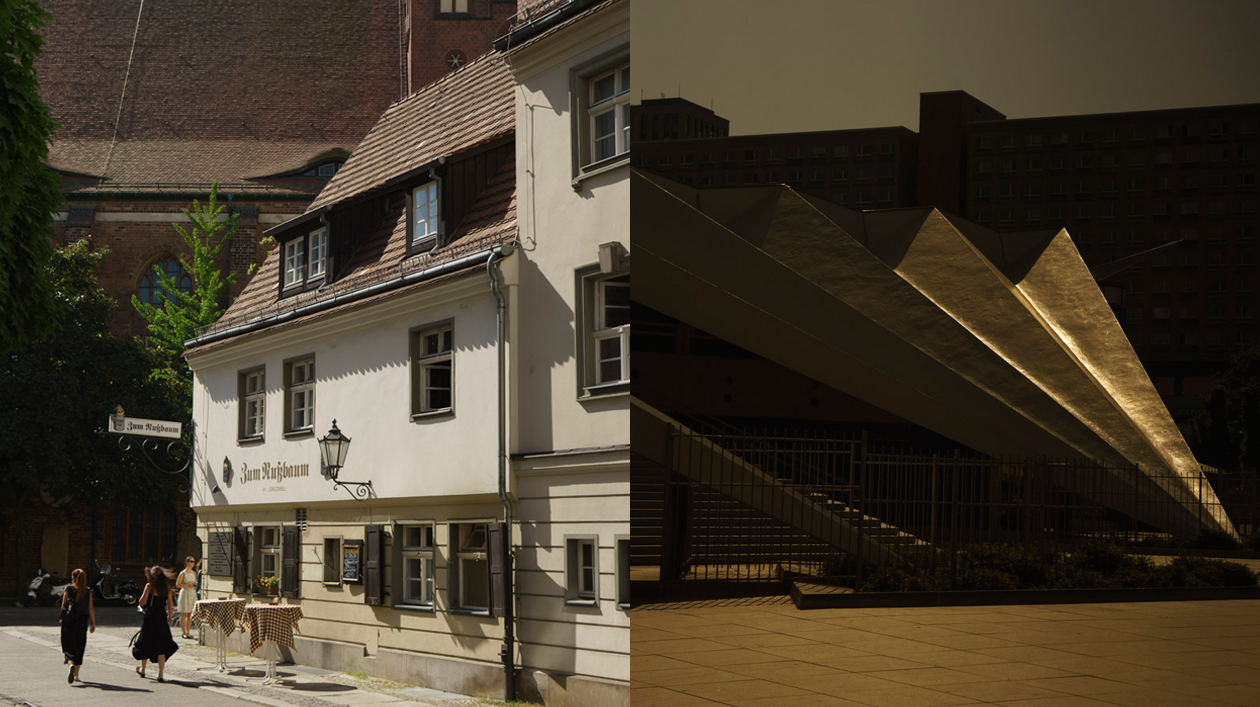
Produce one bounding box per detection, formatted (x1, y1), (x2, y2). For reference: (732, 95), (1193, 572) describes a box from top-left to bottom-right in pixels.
(633, 170), (1233, 536)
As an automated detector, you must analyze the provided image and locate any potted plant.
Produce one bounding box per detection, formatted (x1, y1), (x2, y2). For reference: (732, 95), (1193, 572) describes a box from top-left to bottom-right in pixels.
(256, 575), (279, 596)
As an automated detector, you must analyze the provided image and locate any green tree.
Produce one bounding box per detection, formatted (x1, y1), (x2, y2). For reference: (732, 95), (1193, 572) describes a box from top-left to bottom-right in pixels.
(0, 0), (64, 352)
(0, 240), (184, 594)
(132, 183), (244, 405)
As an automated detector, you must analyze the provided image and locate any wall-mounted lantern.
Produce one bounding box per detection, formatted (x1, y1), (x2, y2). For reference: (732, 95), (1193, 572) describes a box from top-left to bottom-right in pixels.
(318, 420), (371, 499)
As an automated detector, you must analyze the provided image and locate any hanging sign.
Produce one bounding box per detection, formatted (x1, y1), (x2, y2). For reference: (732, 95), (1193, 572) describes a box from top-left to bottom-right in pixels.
(108, 414), (182, 439)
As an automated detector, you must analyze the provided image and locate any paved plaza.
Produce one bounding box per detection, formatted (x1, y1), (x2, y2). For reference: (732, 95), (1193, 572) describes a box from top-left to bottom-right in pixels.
(631, 597), (1260, 707)
(0, 606), (479, 707)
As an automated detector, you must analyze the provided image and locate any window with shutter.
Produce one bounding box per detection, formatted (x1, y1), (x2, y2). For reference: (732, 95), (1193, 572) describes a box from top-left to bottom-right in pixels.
(232, 526), (249, 594)
(281, 525), (300, 598)
(364, 524), (385, 605)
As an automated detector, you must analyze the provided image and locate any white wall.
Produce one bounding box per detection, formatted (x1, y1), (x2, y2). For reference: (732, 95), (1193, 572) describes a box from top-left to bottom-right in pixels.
(511, 1), (631, 457)
(188, 274), (504, 508)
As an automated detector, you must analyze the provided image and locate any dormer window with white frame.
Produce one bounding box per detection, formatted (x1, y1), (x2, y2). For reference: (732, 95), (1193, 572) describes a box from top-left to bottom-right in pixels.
(283, 227), (328, 292)
(411, 181), (441, 253)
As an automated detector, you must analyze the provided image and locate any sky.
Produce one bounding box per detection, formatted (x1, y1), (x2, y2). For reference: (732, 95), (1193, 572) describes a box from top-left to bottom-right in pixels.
(632, 0), (1260, 135)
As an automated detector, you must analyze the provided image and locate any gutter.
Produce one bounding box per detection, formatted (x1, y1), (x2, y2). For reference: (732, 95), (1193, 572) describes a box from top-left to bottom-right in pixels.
(486, 243), (517, 701)
(492, 0), (601, 52)
(184, 248), (500, 350)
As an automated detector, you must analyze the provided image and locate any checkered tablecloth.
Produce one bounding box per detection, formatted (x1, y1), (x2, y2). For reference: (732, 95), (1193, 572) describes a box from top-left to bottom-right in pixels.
(241, 604), (303, 655)
(191, 599), (247, 635)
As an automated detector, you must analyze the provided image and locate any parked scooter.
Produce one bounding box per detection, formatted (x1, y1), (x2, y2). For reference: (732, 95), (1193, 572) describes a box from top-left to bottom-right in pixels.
(92, 561), (139, 605)
(24, 568), (72, 606)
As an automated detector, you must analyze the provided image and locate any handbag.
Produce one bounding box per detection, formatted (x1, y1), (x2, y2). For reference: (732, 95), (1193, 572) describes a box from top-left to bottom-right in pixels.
(60, 593), (74, 622)
(129, 628), (144, 660)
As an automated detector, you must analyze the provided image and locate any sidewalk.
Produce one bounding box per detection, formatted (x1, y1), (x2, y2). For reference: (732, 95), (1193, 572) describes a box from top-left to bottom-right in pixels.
(631, 597), (1260, 707)
(2, 606), (482, 707)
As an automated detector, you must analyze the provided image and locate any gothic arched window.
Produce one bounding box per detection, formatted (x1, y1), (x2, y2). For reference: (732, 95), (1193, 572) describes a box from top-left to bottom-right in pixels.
(138, 257), (192, 306)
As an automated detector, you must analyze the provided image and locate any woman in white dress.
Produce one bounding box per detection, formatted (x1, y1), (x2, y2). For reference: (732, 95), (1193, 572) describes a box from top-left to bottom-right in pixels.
(175, 556), (198, 639)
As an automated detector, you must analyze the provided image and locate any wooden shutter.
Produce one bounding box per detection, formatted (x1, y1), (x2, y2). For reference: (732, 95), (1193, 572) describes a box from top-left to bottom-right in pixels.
(281, 525), (300, 598)
(488, 522), (507, 618)
(364, 524), (385, 606)
(232, 526), (249, 594)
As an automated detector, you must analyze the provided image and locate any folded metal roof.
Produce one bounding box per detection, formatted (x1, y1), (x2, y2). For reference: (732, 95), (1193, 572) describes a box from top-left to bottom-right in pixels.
(633, 169), (1233, 536)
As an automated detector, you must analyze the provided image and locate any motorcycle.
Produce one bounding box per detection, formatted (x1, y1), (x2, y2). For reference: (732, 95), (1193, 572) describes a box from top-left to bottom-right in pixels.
(92, 561), (140, 605)
(24, 568), (72, 607)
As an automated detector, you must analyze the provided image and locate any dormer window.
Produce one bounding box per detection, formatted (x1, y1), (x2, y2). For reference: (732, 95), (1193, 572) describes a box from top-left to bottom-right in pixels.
(302, 162), (343, 177)
(283, 227), (328, 292)
(411, 181), (441, 252)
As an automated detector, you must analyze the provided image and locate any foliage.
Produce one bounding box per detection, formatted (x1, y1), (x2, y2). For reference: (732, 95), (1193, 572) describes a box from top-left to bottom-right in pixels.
(131, 183), (243, 411)
(0, 240), (185, 528)
(255, 575), (279, 590)
(859, 541), (1258, 592)
(1187, 347), (1260, 469)
(0, 0), (64, 352)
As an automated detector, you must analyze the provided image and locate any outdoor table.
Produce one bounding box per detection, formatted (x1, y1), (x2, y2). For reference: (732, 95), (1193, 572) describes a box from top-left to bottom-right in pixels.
(191, 598), (246, 671)
(240, 604), (303, 684)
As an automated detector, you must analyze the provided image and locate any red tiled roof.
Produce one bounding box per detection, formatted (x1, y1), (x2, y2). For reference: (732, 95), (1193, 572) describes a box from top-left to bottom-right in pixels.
(188, 153), (517, 353)
(36, 0), (402, 189)
(308, 51), (514, 210)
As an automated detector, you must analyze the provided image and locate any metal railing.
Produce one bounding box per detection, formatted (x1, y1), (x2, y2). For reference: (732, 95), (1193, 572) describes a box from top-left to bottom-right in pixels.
(640, 425), (1258, 590)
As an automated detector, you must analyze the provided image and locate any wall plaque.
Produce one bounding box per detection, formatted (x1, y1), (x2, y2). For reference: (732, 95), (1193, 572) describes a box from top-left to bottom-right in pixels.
(207, 531), (233, 576)
(342, 539), (363, 584)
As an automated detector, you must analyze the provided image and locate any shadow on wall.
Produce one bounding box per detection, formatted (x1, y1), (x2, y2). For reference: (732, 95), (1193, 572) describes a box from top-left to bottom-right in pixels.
(516, 251), (577, 453)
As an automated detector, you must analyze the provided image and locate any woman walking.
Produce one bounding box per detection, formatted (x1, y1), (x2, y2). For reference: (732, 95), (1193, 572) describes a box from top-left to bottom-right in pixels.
(60, 568), (95, 683)
(133, 566), (179, 682)
(176, 557), (198, 639)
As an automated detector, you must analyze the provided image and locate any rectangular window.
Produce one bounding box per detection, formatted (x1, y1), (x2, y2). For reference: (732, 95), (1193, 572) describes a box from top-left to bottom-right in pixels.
(258, 526), (280, 583)
(439, 0), (468, 12)
(285, 357), (315, 433)
(589, 64), (630, 164)
(412, 325), (453, 415)
(323, 537), (341, 584)
(452, 523), (489, 612)
(400, 523), (435, 607)
(412, 181), (440, 250)
(283, 228), (327, 292)
(308, 227), (327, 279)
(565, 536), (599, 604)
(239, 367), (265, 440)
(595, 275), (630, 386)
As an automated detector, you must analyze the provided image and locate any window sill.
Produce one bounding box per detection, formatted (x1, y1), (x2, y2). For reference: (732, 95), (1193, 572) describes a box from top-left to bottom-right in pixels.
(448, 608), (491, 617)
(392, 603), (435, 613)
(322, 582), (342, 589)
(573, 155), (629, 190)
(237, 436), (265, 446)
(411, 408), (454, 422)
(284, 429), (314, 439)
(617, 602), (631, 611)
(580, 381), (629, 400)
(565, 598), (598, 608)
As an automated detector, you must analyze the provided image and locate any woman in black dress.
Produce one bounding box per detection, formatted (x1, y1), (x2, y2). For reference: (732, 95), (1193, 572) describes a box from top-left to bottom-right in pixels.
(133, 565), (178, 682)
(60, 568), (95, 683)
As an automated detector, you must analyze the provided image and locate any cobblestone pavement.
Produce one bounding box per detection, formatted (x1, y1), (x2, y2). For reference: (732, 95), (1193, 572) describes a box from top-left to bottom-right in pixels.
(631, 597), (1260, 707)
(0, 606), (482, 707)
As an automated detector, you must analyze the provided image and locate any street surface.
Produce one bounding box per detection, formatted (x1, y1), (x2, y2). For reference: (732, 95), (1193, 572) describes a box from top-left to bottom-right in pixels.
(633, 597), (1260, 707)
(0, 606), (481, 707)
